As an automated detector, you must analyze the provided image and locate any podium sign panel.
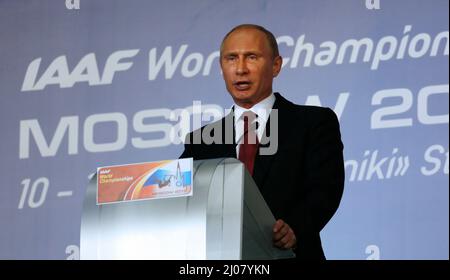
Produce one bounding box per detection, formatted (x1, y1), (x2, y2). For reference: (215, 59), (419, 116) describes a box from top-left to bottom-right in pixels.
(80, 158), (295, 260)
(97, 158), (193, 204)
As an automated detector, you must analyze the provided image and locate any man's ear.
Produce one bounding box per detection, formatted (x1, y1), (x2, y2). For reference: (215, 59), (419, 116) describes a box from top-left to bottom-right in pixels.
(219, 56), (225, 76)
(272, 56), (282, 77)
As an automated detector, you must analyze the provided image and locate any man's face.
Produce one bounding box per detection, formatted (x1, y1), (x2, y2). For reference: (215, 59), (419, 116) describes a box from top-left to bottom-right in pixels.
(220, 28), (282, 109)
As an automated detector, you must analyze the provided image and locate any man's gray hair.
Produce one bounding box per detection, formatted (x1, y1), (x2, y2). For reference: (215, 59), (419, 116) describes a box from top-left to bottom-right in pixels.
(220, 24), (280, 58)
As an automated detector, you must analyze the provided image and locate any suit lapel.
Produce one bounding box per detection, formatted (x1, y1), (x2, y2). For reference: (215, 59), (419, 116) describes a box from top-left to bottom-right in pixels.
(253, 93), (292, 190)
(211, 94), (293, 190)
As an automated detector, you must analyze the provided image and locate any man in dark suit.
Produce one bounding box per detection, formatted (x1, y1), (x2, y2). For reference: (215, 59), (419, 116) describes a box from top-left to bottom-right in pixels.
(180, 24), (344, 260)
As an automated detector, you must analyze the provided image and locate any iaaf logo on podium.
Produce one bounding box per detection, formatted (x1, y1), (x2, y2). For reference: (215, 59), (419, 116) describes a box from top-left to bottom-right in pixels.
(65, 0), (80, 10)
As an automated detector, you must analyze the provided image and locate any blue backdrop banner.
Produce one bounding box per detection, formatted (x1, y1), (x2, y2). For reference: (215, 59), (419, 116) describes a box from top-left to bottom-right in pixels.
(0, 0), (448, 259)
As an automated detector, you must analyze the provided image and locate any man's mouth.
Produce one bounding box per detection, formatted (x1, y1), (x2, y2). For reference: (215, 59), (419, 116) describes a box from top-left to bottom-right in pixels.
(233, 81), (252, 90)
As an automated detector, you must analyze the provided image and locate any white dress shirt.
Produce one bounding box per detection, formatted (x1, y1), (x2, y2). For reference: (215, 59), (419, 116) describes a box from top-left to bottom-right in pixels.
(233, 93), (276, 156)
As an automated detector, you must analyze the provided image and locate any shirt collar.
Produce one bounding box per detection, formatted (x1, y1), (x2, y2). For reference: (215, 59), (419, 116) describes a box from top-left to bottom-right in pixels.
(233, 93), (275, 143)
(233, 92), (275, 123)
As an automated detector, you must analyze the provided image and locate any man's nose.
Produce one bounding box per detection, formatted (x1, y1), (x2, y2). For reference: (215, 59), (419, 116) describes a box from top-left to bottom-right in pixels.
(236, 58), (249, 75)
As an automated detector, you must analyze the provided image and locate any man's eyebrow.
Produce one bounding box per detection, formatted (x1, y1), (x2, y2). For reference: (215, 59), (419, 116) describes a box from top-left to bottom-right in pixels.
(243, 51), (262, 55)
(222, 50), (262, 56)
(222, 51), (238, 56)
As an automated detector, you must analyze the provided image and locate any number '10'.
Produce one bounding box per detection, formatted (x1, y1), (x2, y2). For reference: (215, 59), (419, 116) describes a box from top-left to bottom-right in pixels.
(18, 177), (49, 209)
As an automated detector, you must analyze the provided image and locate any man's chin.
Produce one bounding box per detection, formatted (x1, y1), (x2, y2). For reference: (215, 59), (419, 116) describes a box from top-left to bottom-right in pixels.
(232, 98), (256, 109)
(231, 91), (255, 101)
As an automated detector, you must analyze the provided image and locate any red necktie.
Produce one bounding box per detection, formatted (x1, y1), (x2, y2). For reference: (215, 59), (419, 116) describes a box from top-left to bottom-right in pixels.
(238, 112), (259, 176)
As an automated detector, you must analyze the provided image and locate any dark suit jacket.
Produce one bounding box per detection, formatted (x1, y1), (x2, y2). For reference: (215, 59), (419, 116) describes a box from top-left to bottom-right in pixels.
(180, 92), (344, 260)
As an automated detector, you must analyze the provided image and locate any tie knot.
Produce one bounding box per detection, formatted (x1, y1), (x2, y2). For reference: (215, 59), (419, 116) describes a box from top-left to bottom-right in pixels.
(241, 111), (257, 122)
(241, 111), (258, 131)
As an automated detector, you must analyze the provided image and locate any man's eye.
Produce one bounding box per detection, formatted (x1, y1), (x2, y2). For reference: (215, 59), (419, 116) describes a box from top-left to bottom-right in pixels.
(226, 56), (236, 61)
(248, 55), (257, 60)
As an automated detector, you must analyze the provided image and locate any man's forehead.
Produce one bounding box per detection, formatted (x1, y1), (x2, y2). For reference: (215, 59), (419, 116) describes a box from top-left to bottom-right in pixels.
(224, 27), (266, 41)
(222, 48), (263, 55)
(222, 28), (269, 51)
